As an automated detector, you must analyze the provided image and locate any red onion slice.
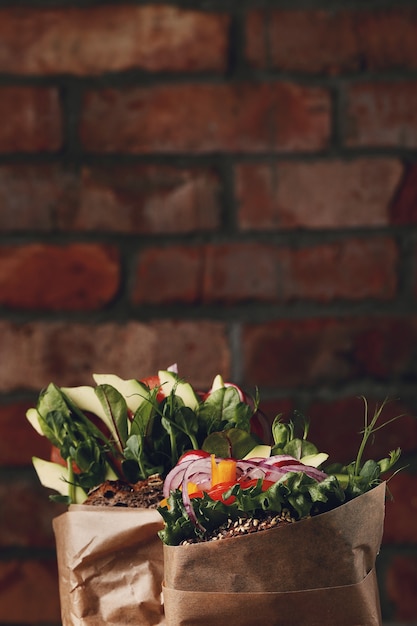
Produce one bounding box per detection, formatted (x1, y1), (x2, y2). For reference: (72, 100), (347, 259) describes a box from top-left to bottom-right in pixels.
(163, 456), (213, 497)
(163, 454), (328, 529)
(181, 458), (212, 529)
(163, 457), (197, 497)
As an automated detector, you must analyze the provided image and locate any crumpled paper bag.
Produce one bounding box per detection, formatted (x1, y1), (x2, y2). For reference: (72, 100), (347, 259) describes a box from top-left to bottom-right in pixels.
(163, 482), (386, 626)
(53, 505), (165, 626)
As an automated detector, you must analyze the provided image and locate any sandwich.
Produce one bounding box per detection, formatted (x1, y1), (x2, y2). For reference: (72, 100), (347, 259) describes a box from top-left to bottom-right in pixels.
(158, 402), (401, 545)
(27, 365), (267, 506)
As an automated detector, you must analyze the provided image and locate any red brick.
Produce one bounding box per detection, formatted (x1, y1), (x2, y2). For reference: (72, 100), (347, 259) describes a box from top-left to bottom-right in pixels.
(383, 473), (417, 545)
(245, 9), (417, 74)
(80, 82), (331, 154)
(0, 320), (230, 392)
(385, 554), (417, 621)
(277, 237), (397, 302)
(0, 473), (64, 547)
(246, 9), (358, 74)
(242, 317), (417, 388)
(0, 87), (62, 152)
(134, 246), (202, 304)
(306, 397), (417, 466)
(0, 401), (51, 466)
(0, 164), (221, 234)
(75, 165), (222, 233)
(357, 9), (417, 71)
(133, 243), (280, 305)
(134, 239), (396, 305)
(0, 559), (60, 622)
(0, 164), (77, 231)
(204, 243), (282, 304)
(0, 244), (120, 311)
(0, 6), (229, 75)
(390, 163), (417, 224)
(345, 82), (417, 148)
(236, 159), (403, 230)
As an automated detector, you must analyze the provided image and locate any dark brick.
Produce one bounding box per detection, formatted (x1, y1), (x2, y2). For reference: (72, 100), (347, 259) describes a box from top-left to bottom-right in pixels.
(133, 239), (397, 305)
(385, 554), (417, 621)
(306, 397), (417, 466)
(0, 87), (62, 152)
(0, 473), (64, 548)
(246, 8), (417, 74)
(0, 401), (51, 466)
(0, 559), (60, 622)
(384, 472), (417, 545)
(390, 163), (417, 224)
(80, 82), (331, 154)
(242, 318), (417, 388)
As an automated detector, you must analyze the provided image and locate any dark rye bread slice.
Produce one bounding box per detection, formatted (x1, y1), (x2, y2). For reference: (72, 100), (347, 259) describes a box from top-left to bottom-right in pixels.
(84, 474), (164, 509)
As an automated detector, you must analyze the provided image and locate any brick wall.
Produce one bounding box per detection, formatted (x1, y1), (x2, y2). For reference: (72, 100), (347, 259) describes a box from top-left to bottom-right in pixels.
(0, 1), (416, 624)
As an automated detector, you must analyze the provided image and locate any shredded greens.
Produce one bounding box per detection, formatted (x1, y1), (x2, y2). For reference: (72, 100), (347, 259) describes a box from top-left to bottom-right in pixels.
(158, 473), (345, 546)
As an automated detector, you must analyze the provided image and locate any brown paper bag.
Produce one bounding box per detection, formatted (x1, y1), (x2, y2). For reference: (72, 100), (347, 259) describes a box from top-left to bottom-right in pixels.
(163, 482), (386, 626)
(53, 505), (165, 626)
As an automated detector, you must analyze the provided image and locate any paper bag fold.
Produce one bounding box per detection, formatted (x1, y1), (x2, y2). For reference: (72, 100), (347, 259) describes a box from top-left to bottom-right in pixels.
(162, 568), (381, 626)
(53, 506), (165, 626)
(163, 483), (386, 626)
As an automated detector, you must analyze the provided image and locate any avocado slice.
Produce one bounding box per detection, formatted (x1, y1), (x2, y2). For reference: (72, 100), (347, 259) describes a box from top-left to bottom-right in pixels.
(210, 373), (225, 392)
(61, 385), (119, 443)
(26, 407), (44, 436)
(243, 444), (272, 459)
(158, 370), (199, 411)
(32, 457), (87, 503)
(300, 452), (329, 468)
(92, 374), (150, 413)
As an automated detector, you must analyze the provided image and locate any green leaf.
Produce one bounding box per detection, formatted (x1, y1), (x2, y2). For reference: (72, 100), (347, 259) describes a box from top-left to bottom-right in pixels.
(359, 459), (380, 486)
(122, 435), (163, 483)
(129, 387), (160, 437)
(283, 438), (318, 460)
(202, 428), (258, 459)
(37, 384), (73, 446)
(271, 415), (289, 447)
(95, 384), (129, 449)
(378, 448), (402, 474)
(198, 387), (252, 435)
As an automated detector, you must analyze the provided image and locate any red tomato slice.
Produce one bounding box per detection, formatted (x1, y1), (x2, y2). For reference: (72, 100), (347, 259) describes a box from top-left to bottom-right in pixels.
(140, 375), (165, 401)
(189, 490), (204, 499)
(206, 481), (238, 505)
(205, 477), (276, 504)
(194, 478), (276, 506)
(50, 445), (81, 474)
(239, 478), (275, 491)
(140, 375), (160, 388)
(178, 450), (211, 463)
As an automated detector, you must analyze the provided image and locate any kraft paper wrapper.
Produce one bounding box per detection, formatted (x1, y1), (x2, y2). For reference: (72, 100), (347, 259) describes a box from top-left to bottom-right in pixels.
(163, 482), (386, 626)
(53, 506), (165, 626)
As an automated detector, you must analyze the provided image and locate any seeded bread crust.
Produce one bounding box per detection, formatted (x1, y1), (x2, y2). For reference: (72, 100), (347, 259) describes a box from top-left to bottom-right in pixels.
(180, 510), (296, 545)
(84, 474), (164, 509)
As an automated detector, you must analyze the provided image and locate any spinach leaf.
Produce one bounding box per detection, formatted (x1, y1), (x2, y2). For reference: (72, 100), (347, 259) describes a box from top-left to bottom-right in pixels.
(202, 428), (258, 459)
(95, 384), (129, 449)
(197, 387), (252, 435)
